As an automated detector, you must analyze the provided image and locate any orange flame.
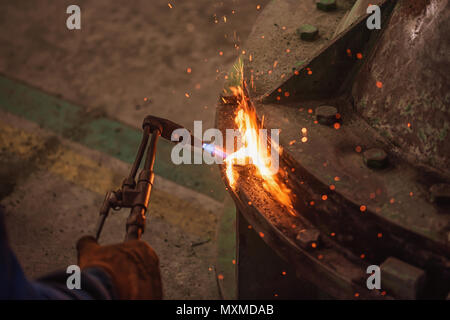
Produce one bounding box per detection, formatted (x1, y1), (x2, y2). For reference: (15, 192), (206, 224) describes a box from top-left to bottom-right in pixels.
(225, 81), (295, 215)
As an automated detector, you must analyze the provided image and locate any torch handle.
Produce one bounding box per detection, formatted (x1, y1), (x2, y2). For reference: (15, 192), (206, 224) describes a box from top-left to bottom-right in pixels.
(124, 128), (160, 242)
(125, 206), (146, 241)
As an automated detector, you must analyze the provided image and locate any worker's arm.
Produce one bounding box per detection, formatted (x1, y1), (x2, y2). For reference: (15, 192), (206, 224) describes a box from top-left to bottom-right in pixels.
(0, 210), (162, 300)
(0, 210), (116, 299)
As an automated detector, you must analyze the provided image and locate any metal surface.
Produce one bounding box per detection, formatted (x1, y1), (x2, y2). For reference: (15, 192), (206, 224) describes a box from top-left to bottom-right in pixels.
(216, 100), (386, 299)
(236, 210), (321, 299)
(216, 0), (449, 299)
(352, 0), (450, 177)
(242, 0), (358, 100)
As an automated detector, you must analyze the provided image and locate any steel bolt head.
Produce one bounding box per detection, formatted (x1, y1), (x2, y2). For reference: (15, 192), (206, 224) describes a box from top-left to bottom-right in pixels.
(316, 0), (337, 12)
(429, 183), (450, 206)
(315, 105), (339, 126)
(296, 228), (320, 249)
(363, 148), (388, 169)
(297, 24), (319, 41)
(380, 257), (426, 299)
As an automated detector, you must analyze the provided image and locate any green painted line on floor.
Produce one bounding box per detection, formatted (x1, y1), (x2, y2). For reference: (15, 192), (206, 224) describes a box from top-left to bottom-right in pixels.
(216, 198), (237, 299)
(0, 75), (226, 202)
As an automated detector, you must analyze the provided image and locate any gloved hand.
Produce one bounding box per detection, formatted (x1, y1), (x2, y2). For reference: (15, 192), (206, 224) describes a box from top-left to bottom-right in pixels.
(76, 236), (162, 300)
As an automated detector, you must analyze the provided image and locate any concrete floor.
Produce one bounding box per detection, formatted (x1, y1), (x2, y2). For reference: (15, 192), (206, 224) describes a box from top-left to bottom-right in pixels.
(0, 0), (268, 299)
(0, 0), (265, 131)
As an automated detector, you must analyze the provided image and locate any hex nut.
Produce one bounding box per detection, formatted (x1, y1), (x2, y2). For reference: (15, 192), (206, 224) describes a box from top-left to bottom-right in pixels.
(297, 24), (319, 41)
(315, 105), (339, 126)
(296, 228), (320, 249)
(380, 257), (426, 299)
(363, 148), (388, 169)
(316, 0), (337, 12)
(429, 183), (450, 206)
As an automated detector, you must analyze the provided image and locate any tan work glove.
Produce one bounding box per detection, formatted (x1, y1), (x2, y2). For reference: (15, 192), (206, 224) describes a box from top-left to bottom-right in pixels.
(76, 236), (162, 300)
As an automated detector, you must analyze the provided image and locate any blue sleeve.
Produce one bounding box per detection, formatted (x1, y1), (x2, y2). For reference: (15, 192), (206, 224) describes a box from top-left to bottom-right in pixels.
(0, 210), (116, 300)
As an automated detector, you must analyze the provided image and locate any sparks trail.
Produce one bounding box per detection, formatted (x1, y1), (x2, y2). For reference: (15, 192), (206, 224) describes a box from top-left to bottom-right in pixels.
(224, 66), (295, 216)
